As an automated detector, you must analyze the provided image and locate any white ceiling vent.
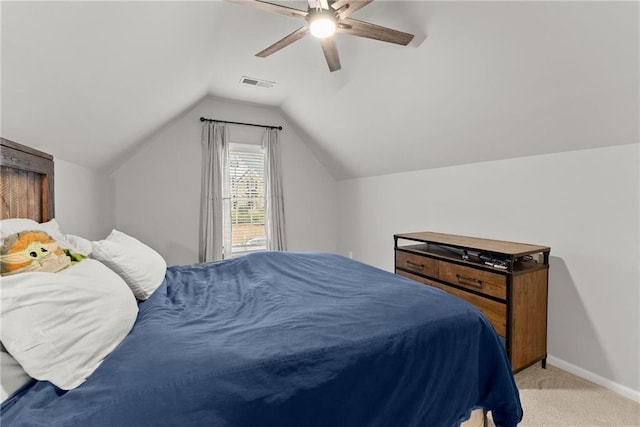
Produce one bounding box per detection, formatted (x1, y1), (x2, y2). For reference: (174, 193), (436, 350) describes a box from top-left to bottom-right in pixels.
(240, 76), (275, 88)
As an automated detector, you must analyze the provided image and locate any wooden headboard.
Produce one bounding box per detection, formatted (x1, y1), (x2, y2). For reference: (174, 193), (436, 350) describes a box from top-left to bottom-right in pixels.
(0, 138), (55, 221)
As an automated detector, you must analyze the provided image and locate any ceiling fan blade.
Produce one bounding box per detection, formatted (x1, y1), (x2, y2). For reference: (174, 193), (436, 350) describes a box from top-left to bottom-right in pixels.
(332, 0), (373, 20)
(338, 17), (414, 45)
(308, 0), (330, 9)
(226, 0), (308, 19)
(320, 36), (341, 72)
(330, 0), (350, 11)
(256, 26), (309, 58)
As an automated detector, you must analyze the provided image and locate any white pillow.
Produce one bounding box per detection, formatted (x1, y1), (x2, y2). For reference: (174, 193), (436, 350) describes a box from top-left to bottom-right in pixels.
(0, 259), (138, 390)
(91, 230), (166, 300)
(64, 233), (92, 256)
(0, 218), (73, 249)
(0, 218), (38, 237)
(1, 350), (31, 402)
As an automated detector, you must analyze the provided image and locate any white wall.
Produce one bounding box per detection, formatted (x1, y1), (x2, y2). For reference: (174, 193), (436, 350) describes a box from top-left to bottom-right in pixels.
(54, 158), (114, 240)
(110, 96), (337, 266)
(337, 144), (640, 398)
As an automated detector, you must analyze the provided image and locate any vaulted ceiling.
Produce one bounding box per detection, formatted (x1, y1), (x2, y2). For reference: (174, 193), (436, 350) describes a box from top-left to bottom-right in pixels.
(2, 1), (638, 180)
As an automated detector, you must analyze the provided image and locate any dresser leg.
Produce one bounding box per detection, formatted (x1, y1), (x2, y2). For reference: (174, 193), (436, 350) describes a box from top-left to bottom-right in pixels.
(541, 357), (547, 369)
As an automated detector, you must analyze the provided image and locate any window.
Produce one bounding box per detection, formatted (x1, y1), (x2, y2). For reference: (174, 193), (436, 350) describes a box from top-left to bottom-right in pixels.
(200, 122), (285, 263)
(227, 143), (266, 255)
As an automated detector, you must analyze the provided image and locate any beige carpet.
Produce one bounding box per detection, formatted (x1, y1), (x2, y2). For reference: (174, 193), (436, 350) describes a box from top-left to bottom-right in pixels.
(487, 364), (640, 426)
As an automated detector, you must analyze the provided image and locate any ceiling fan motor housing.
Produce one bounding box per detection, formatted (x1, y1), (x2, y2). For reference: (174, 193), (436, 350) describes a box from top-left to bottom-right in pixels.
(308, 9), (338, 39)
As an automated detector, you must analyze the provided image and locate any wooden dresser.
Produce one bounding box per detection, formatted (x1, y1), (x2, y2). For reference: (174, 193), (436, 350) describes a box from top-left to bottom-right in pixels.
(394, 232), (550, 373)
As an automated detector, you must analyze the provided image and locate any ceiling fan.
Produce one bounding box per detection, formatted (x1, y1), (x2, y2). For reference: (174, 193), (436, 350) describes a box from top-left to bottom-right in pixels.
(226, 0), (415, 72)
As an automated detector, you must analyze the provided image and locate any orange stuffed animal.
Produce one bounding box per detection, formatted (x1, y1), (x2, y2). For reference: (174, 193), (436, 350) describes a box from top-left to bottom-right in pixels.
(0, 231), (71, 276)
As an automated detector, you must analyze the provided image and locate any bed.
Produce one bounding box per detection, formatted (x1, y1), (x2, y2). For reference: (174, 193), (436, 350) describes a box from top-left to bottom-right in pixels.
(0, 138), (522, 427)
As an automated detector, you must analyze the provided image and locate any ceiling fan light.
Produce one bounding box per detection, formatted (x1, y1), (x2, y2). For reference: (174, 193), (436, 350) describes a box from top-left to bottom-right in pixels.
(309, 15), (336, 39)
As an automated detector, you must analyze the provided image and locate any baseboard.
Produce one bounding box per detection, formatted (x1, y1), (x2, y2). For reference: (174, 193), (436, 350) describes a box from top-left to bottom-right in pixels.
(547, 355), (640, 402)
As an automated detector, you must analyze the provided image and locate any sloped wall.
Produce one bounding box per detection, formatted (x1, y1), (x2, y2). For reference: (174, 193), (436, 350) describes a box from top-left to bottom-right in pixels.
(337, 143), (640, 399)
(110, 96), (337, 266)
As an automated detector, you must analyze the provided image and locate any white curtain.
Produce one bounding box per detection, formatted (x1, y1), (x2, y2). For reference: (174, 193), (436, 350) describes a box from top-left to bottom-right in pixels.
(199, 122), (229, 262)
(263, 128), (287, 251)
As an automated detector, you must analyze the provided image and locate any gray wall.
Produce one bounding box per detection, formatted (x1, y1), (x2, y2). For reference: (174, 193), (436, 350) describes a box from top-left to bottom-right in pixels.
(110, 96), (337, 266)
(54, 158), (114, 240)
(337, 143), (640, 398)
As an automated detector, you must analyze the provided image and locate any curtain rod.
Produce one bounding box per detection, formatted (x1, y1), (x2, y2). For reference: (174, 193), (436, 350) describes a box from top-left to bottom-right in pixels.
(200, 117), (282, 131)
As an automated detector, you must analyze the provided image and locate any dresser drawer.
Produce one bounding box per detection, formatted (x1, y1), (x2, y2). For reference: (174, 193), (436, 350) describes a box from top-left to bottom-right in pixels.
(439, 262), (507, 300)
(397, 270), (507, 336)
(395, 251), (438, 278)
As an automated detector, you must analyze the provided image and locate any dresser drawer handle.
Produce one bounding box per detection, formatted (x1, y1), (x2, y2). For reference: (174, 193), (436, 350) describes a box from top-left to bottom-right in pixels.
(456, 274), (483, 288)
(405, 260), (425, 270)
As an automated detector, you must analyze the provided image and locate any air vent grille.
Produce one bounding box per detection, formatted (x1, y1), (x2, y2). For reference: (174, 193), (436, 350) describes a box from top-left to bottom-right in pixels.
(240, 76), (275, 88)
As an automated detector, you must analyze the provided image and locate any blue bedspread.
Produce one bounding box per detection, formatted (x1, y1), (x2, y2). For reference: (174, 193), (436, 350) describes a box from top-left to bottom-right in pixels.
(2, 252), (522, 427)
